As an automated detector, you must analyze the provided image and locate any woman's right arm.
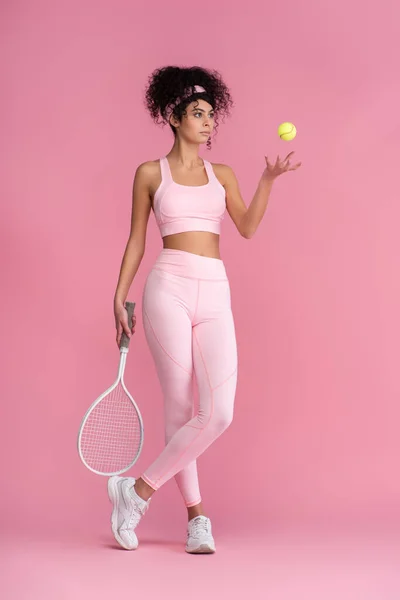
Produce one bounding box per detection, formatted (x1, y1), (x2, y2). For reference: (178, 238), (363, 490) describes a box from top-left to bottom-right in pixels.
(114, 162), (152, 346)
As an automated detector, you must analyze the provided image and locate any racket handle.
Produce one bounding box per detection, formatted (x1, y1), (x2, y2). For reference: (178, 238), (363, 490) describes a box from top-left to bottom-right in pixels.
(120, 301), (136, 350)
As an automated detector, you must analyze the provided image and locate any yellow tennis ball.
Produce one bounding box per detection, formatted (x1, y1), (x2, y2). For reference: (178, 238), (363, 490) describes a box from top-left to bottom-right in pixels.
(278, 122), (297, 141)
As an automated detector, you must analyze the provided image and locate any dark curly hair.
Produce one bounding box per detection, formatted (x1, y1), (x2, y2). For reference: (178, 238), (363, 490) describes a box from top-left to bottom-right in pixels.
(144, 65), (234, 150)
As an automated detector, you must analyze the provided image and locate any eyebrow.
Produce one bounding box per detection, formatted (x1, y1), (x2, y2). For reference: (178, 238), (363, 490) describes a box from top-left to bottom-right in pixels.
(191, 107), (214, 113)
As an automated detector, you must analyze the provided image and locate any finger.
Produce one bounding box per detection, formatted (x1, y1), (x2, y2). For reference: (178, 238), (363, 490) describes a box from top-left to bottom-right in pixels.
(265, 156), (273, 168)
(283, 151), (295, 162)
(119, 319), (131, 337)
(122, 320), (131, 337)
(288, 163), (302, 171)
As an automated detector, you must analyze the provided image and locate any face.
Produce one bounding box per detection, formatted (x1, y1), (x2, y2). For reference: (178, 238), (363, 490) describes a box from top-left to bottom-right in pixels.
(170, 99), (215, 143)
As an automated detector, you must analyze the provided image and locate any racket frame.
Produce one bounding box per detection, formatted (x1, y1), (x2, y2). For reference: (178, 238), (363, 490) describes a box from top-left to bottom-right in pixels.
(77, 302), (144, 476)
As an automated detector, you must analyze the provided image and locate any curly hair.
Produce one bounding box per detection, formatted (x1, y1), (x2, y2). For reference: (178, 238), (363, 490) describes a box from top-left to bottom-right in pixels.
(144, 65), (234, 150)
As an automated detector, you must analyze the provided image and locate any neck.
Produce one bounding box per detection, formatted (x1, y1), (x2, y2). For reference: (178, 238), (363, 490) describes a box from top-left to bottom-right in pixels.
(167, 137), (203, 168)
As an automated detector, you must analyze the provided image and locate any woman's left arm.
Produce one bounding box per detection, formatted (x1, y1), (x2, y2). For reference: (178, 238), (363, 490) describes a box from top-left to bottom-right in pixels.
(219, 151), (301, 239)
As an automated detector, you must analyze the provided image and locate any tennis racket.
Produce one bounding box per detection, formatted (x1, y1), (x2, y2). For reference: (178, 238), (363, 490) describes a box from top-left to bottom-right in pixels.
(77, 301), (144, 476)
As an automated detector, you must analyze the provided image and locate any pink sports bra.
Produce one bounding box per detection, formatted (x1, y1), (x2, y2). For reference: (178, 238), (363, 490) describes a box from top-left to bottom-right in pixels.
(152, 156), (226, 238)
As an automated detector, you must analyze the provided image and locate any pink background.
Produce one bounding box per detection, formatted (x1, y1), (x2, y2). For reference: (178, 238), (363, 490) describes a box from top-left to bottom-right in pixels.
(2, 0), (400, 597)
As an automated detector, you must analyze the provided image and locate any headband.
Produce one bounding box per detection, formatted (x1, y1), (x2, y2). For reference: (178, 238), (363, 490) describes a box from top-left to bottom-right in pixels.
(166, 85), (206, 118)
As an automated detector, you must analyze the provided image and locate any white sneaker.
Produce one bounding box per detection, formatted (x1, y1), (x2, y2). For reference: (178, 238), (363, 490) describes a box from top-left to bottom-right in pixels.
(185, 515), (216, 554)
(107, 476), (151, 550)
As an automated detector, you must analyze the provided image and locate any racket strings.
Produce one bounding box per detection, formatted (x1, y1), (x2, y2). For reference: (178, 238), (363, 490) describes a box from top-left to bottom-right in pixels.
(80, 383), (142, 473)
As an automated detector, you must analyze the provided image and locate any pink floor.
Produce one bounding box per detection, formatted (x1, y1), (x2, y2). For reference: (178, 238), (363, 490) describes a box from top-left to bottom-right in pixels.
(2, 523), (400, 599)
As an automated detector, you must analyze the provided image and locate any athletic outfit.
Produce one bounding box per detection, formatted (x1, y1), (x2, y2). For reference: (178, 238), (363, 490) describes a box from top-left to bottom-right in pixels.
(109, 156), (238, 552)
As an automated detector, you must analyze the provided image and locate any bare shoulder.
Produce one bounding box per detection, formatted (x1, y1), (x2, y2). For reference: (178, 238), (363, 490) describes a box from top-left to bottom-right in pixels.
(210, 162), (236, 188)
(135, 159), (160, 179)
(134, 160), (161, 200)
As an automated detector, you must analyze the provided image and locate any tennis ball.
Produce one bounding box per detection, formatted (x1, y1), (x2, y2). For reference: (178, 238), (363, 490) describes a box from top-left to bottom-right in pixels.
(278, 122), (297, 141)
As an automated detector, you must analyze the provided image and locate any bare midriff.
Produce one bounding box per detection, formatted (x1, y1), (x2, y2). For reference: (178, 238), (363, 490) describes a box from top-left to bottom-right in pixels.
(162, 231), (221, 259)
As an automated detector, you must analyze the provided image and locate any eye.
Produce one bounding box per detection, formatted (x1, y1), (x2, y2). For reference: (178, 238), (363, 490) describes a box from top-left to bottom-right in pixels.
(194, 112), (215, 118)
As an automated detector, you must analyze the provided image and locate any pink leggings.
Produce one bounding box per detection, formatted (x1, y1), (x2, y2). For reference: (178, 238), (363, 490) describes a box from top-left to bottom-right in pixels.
(140, 248), (238, 507)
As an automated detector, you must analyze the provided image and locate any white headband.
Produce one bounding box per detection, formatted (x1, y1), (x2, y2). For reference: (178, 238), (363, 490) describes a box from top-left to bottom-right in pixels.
(166, 85), (206, 118)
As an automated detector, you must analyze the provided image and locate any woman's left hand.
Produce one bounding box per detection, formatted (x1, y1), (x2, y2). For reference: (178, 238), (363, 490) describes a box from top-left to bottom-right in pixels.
(263, 151), (302, 181)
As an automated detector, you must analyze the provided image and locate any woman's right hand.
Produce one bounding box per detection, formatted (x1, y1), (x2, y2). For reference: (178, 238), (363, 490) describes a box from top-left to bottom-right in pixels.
(114, 300), (136, 347)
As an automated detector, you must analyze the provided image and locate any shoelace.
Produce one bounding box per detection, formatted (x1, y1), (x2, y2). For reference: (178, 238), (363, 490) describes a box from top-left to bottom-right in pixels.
(128, 496), (150, 529)
(189, 517), (209, 539)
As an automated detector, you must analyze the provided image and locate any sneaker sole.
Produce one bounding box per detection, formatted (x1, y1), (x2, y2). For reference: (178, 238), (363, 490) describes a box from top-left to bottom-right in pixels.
(107, 476), (138, 551)
(185, 543), (216, 554)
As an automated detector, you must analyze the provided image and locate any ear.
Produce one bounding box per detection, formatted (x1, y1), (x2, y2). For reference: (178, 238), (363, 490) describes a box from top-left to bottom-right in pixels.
(169, 115), (179, 129)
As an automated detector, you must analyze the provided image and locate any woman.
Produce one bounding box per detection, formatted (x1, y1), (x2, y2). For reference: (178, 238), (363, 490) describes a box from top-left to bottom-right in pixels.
(108, 65), (301, 554)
